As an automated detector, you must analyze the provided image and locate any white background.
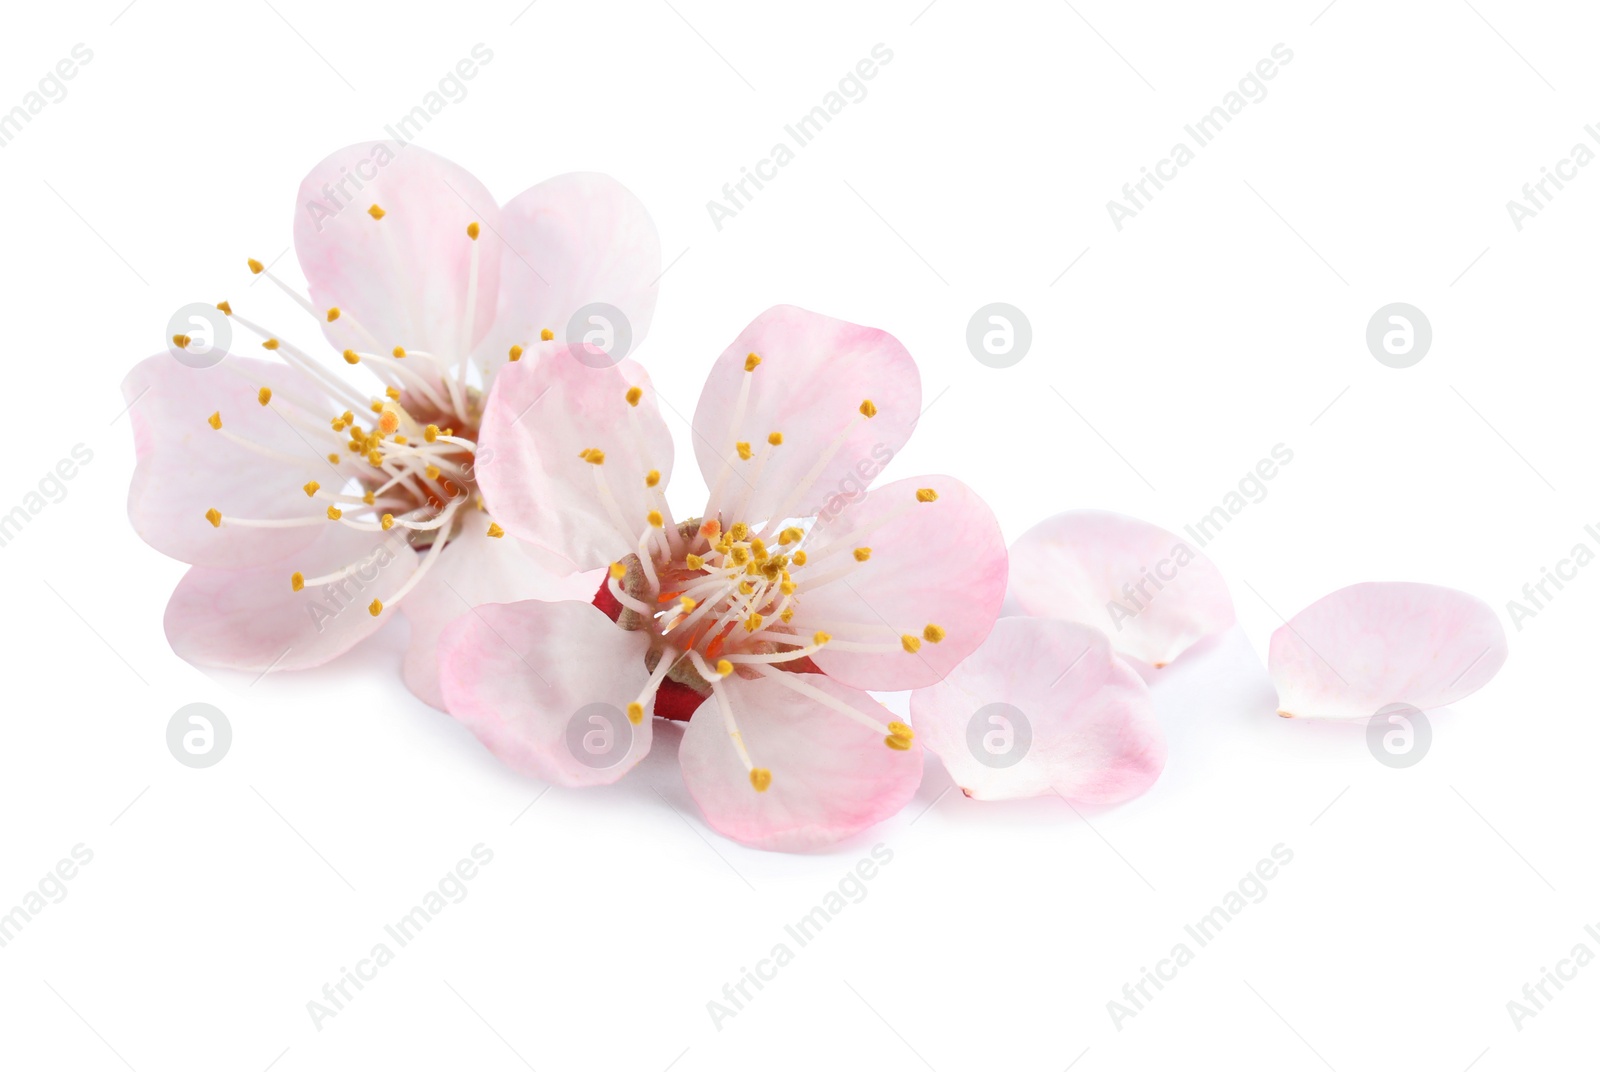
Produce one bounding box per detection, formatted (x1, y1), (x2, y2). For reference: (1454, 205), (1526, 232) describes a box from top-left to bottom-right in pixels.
(1, 1), (1594, 1069)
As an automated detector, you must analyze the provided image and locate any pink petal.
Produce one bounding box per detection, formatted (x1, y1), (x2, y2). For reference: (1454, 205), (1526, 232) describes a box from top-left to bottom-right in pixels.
(1008, 510), (1236, 667)
(1269, 581), (1507, 720)
(796, 475), (1007, 691)
(401, 523), (603, 710)
(910, 617), (1165, 802)
(678, 672), (923, 851)
(437, 599), (653, 786)
(476, 172), (661, 374)
(475, 348), (673, 570)
(690, 306), (920, 526)
(164, 525), (418, 671)
(124, 354), (331, 569)
(293, 142), (501, 359)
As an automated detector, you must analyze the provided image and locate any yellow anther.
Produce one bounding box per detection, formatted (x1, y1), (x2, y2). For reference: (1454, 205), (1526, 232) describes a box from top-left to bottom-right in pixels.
(780, 580), (797, 595)
(381, 514), (395, 530)
(257, 387), (272, 406)
(916, 487), (939, 502)
(730, 522), (749, 541)
(326, 307), (341, 322)
(367, 449), (383, 466)
(744, 613), (764, 633)
(701, 519), (722, 539)
(735, 441), (752, 461)
(813, 631), (831, 646)
(360, 491), (374, 506)
(625, 385), (642, 406)
(750, 538), (768, 561)
(738, 581), (754, 595)
(206, 411), (222, 430)
(369, 402), (383, 414)
(744, 352), (761, 372)
(609, 562), (626, 581)
(172, 334), (191, 349)
(425, 465), (441, 481)
(424, 424), (439, 443)
(368, 599), (383, 617)
(216, 301), (232, 315)
(327, 453), (340, 464)
(780, 607), (794, 622)
(685, 553), (705, 570)
(645, 469), (660, 488)
(923, 624), (946, 644)
(485, 522), (505, 539)
(467, 221), (481, 240)
(626, 702), (644, 725)
(392, 435), (406, 446)
(679, 596), (697, 612)
(327, 505), (343, 520)
(859, 399), (877, 418)
(368, 204), (386, 220)
(331, 418), (346, 432)
(887, 721), (914, 741)
(262, 339), (280, 350)
(247, 258), (264, 274)
(341, 349), (359, 365)
(579, 448), (606, 465)
(302, 480), (320, 498)
(508, 344), (523, 362)
(540, 328), (554, 341)
(384, 386), (400, 401)
(342, 410), (355, 423)
(647, 510), (664, 529)
(378, 411), (399, 435)
(291, 572), (304, 592)
(792, 550), (807, 566)
(392, 346), (406, 358)
(729, 545), (750, 566)
(901, 634), (922, 653)
(767, 431), (783, 446)
(778, 527), (802, 545)
(853, 547), (872, 562)
(884, 732), (914, 751)
(749, 768), (772, 792)
(205, 507), (221, 528)
(716, 659), (734, 677)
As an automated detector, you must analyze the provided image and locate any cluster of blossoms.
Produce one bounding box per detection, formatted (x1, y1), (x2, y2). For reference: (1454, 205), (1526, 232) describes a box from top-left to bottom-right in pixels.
(127, 144), (1507, 851)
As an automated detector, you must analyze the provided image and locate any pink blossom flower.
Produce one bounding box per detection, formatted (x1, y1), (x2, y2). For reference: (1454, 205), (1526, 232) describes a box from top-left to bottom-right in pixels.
(124, 142), (660, 706)
(437, 305), (1009, 850)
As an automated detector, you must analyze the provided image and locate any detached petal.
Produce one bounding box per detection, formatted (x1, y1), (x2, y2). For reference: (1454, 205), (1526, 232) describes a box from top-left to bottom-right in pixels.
(1008, 510), (1236, 667)
(678, 672), (923, 852)
(477, 172), (661, 377)
(797, 475), (1007, 691)
(124, 354), (331, 569)
(401, 522), (604, 710)
(910, 617), (1165, 802)
(164, 525), (417, 671)
(437, 599), (653, 786)
(293, 142), (501, 359)
(690, 306), (920, 526)
(475, 348), (673, 570)
(1269, 581), (1507, 720)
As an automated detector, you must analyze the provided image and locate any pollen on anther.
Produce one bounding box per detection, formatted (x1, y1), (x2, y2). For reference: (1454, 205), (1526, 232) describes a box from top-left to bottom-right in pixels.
(884, 732), (914, 751)
(262, 339), (280, 350)
(343, 349), (360, 365)
(302, 480), (320, 498)
(207, 411), (222, 430)
(247, 258), (264, 274)
(291, 571), (304, 592)
(384, 386), (400, 401)
(540, 328), (554, 341)
(743, 613), (764, 633)
(327, 505), (343, 521)
(716, 659), (734, 677)
(859, 399), (878, 418)
(749, 768), (772, 792)
(487, 522), (505, 538)
(425, 465), (441, 481)
(916, 487), (939, 503)
(393, 346), (407, 358)
(258, 387), (272, 406)
(626, 702), (644, 725)
(679, 596), (697, 612)
(736, 441), (752, 461)
(378, 411), (400, 435)
(813, 631), (831, 646)
(216, 301), (232, 315)
(625, 386), (642, 406)
(508, 345), (523, 362)
(900, 634), (922, 653)
(768, 431), (783, 446)
(685, 553), (705, 570)
(327, 307), (341, 322)
(609, 562), (626, 581)
(645, 469), (660, 488)
(744, 353), (761, 372)
(424, 424), (439, 443)
(887, 720), (914, 741)
(467, 221), (481, 240)
(368, 599), (383, 617)
(579, 448), (606, 465)
(205, 507), (221, 528)
(792, 550), (807, 566)
(853, 547), (872, 562)
(172, 334), (191, 349)
(381, 514), (395, 530)
(923, 624), (946, 643)
(368, 204), (386, 220)
(647, 510), (664, 528)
